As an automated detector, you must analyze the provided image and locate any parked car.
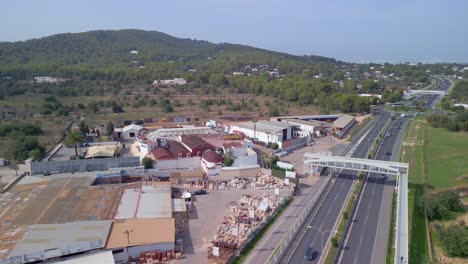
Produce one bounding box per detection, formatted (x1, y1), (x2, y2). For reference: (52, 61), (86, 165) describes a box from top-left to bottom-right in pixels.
(380, 174), (388, 179)
(304, 246), (314, 261)
(193, 190), (207, 195)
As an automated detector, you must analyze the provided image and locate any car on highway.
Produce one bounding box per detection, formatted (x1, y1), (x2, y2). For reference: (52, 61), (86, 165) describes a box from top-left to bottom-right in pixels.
(192, 190), (207, 195)
(385, 151), (392, 155)
(304, 246), (314, 261)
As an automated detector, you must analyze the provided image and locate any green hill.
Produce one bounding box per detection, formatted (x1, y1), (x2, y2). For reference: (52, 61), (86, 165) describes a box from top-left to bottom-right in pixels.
(0, 29), (336, 79)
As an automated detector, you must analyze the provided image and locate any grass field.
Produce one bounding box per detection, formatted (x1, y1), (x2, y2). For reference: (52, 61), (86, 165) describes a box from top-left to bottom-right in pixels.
(424, 127), (468, 189)
(403, 118), (468, 263)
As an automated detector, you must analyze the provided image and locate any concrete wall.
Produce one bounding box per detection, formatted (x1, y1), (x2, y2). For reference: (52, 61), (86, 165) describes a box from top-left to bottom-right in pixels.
(232, 153), (257, 167)
(217, 166), (260, 179)
(276, 161), (294, 170)
(30, 157), (140, 175)
(154, 157), (201, 170)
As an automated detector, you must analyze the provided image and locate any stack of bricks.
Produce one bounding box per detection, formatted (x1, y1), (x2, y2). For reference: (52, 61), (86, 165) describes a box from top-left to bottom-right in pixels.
(137, 250), (181, 264)
(208, 193), (285, 262)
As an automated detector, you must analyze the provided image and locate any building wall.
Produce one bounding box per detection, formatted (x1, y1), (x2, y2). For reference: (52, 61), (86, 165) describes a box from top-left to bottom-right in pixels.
(30, 157), (141, 175)
(335, 119), (356, 138)
(122, 128), (140, 139)
(112, 242), (175, 264)
(229, 125), (283, 147)
(154, 157), (201, 170)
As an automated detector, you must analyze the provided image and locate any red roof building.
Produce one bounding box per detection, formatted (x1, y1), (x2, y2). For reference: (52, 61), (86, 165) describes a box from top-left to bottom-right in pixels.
(180, 135), (215, 156)
(201, 149), (223, 164)
(147, 140), (191, 160)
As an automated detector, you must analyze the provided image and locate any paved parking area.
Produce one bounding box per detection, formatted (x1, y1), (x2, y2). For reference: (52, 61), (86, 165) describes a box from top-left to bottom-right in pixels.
(175, 187), (290, 263)
(280, 136), (348, 176)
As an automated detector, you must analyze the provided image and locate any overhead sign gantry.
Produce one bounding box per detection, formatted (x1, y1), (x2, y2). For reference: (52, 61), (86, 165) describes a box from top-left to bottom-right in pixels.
(304, 153), (409, 264)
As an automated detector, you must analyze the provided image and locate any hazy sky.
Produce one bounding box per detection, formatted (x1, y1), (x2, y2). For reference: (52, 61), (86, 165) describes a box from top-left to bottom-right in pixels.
(2, 0), (467, 63)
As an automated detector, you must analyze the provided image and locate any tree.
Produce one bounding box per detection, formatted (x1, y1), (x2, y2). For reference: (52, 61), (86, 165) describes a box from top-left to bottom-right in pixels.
(65, 130), (84, 157)
(29, 149), (42, 161)
(2, 139), (23, 176)
(106, 121), (114, 136)
(271, 143), (279, 150)
(142, 157), (154, 169)
(112, 105), (124, 113)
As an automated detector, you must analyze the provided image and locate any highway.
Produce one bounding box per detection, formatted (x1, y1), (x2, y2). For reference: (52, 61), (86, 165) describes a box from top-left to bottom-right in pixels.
(336, 116), (409, 264)
(280, 109), (390, 264)
(335, 76), (451, 263)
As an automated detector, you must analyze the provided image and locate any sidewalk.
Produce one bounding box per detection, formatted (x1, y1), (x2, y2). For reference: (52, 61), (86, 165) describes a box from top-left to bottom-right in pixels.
(243, 175), (327, 264)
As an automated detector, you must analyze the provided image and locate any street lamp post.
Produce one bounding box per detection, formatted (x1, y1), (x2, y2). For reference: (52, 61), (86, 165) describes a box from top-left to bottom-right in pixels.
(307, 226), (337, 256)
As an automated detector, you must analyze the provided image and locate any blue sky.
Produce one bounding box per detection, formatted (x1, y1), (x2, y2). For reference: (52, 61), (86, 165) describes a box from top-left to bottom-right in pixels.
(2, 0), (467, 63)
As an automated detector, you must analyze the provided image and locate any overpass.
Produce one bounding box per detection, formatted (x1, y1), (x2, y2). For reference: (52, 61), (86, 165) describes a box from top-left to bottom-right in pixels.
(304, 153), (409, 264)
(406, 89), (446, 96)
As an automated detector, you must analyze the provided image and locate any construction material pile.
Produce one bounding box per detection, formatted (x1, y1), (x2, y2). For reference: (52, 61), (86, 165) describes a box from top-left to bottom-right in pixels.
(208, 175), (293, 191)
(253, 174), (293, 189)
(208, 177), (250, 190)
(207, 193), (285, 263)
(137, 250), (182, 264)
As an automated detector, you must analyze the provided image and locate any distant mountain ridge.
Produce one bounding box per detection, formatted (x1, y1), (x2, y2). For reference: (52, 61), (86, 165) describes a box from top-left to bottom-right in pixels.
(0, 29), (336, 67)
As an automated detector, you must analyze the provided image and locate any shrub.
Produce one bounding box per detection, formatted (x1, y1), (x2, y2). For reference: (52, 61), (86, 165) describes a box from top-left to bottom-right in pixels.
(271, 143), (279, 150)
(331, 236), (338, 247)
(435, 224), (468, 257)
(142, 157), (154, 169)
(224, 156), (234, 167)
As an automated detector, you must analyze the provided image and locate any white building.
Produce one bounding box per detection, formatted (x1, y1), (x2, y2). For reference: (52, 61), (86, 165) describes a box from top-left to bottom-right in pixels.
(281, 118), (324, 137)
(454, 103), (468, 109)
(153, 78), (187, 86)
(227, 121), (297, 149)
(122, 124), (143, 139)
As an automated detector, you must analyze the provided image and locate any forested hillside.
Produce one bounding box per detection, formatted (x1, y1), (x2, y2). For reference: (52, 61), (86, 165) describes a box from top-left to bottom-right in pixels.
(0, 29), (336, 80)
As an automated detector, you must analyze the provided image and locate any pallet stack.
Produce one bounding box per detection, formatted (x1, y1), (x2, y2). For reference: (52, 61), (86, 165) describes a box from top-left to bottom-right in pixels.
(137, 250), (182, 264)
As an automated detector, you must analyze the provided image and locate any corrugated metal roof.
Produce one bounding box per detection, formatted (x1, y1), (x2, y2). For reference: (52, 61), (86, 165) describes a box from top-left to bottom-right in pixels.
(282, 118), (324, 127)
(10, 221), (112, 260)
(333, 115), (355, 128)
(136, 185), (172, 219)
(234, 120), (296, 134)
(114, 189), (140, 219)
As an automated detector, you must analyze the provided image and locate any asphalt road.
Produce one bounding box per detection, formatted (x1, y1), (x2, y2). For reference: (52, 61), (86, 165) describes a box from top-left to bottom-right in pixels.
(280, 109), (390, 264)
(337, 116), (410, 264)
